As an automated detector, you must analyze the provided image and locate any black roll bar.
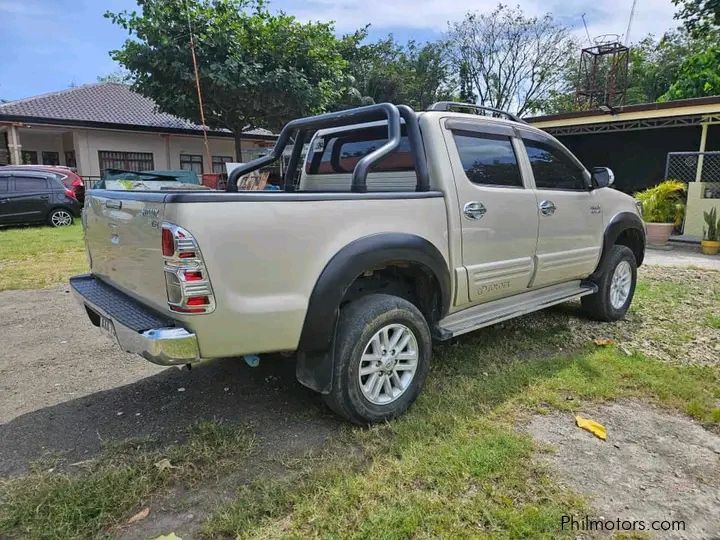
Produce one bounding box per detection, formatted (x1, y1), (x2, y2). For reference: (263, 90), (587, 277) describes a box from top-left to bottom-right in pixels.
(226, 103), (430, 193)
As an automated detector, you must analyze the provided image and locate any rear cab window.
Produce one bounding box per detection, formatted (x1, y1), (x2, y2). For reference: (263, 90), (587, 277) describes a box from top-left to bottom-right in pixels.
(301, 124), (416, 192)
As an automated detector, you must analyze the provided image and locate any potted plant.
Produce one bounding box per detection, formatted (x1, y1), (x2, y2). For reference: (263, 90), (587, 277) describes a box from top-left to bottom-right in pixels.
(701, 207), (720, 255)
(634, 180), (686, 247)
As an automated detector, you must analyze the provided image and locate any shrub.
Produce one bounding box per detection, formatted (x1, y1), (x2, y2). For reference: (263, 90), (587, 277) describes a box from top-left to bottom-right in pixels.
(634, 180), (686, 224)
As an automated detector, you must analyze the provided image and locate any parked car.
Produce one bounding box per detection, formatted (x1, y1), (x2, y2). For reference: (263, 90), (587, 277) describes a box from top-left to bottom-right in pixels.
(0, 165), (85, 204)
(0, 170), (81, 227)
(71, 102), (645, 424)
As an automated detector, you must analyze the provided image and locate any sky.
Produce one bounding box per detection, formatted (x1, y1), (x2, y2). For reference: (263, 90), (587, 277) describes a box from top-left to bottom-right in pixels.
(0, 0), (681, 101)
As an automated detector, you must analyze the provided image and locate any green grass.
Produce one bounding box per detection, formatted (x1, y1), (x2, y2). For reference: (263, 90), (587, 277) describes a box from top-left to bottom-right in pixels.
(0, 223), (87, 290)
(0, 421), (254, 540)
(202, 345), (720, 539)
(706, 313), (720, 329)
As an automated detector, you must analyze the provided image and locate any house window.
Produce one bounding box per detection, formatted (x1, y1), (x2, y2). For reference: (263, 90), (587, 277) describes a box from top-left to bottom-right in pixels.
(212, 155), (233, 174)
(180, 154), (203, 174)
(42, 151), (60, 166)
(98, 151), (154, 173)
(21, 150), (38, 164)
(65, 151), (77, 168)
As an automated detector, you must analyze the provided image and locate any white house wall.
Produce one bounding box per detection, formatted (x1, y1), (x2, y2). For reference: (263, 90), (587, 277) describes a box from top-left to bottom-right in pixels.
(70, 127), (270, 177)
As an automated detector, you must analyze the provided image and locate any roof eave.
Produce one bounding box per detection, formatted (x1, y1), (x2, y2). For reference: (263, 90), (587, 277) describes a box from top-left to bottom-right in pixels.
(0, 115), (277, 140)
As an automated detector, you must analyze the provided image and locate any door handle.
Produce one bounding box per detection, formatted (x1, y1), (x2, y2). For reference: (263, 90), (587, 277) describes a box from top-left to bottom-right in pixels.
(39, 195), (49, 200)
(539, 200), (556, 216)
(463, 201), (487, 220)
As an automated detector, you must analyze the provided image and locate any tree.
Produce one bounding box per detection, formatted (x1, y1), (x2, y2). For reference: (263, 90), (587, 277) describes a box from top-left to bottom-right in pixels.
(338, 32), (454, 110)
(106, 0), (349, 160)
(446, 5), (577, 116)
(673, 0), (720, 36)
(659, 45), (720, 100)
(97, 70), (132, 84)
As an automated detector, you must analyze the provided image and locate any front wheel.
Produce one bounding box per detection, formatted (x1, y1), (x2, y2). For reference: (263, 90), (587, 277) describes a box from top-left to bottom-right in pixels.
(323, 294), (431, 424)
(581, 245), (637, 321)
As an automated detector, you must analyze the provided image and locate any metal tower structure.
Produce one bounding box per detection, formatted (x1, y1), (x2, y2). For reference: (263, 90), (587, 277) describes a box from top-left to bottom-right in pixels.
(575, 34), (630, 109)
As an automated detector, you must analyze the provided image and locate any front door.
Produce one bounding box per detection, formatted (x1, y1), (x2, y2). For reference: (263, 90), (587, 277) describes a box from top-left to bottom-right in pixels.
(520, 136), (603, 288)
(444, 121), (539, 304)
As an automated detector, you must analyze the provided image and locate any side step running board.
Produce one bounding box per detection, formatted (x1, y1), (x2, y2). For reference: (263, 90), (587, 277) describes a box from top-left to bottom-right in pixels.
(434, 281), (597, 340)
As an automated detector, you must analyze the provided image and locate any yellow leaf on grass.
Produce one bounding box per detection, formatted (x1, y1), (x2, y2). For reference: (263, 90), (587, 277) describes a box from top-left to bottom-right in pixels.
(576, 416), (607, 440)
(593, 338), (616, 347)
(153, 534), (182, 540)
(154, 458), (177, 472)
(127, 507), (150, 524)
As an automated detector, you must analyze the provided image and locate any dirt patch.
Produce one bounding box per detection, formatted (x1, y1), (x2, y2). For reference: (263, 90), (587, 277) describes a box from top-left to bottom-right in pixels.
(560, 266), (720, 366)
(527, 401), (720, 539)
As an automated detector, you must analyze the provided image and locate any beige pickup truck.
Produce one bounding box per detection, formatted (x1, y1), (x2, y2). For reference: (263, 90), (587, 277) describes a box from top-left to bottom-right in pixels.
(71, 102), (645, 424)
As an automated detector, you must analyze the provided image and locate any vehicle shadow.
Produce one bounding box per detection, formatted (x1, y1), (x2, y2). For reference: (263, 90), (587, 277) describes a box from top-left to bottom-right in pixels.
(0, 355), (344, 476)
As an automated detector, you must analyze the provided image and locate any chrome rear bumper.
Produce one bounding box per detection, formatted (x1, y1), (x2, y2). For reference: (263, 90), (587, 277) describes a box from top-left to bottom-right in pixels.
(70, 274), (200, 366)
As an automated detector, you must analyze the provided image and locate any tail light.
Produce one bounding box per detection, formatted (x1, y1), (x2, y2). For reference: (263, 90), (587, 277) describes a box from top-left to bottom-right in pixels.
(64, 188), (77, 200)
(161, 223), (215, 314)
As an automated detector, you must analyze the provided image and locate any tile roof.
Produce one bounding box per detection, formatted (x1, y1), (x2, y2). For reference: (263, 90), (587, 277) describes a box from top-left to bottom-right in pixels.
(0, 83), (274, 137)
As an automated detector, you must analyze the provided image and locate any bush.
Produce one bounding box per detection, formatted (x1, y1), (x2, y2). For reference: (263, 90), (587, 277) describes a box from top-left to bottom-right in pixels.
(634, 180), (686, 224)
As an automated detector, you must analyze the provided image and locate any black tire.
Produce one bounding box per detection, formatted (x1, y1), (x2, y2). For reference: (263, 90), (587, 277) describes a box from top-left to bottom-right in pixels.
(581, 245), (637, 321)
(323, 294), (432, 424)
(48, 208), (74, 227)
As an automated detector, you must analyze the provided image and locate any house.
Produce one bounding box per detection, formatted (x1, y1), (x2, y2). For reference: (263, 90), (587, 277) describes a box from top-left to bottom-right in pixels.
(528, 97), (720, 238)
(0, 83), (277, 181)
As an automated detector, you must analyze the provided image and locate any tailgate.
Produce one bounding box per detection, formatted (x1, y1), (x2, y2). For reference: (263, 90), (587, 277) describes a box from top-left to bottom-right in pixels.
(84, 191), (169, 311)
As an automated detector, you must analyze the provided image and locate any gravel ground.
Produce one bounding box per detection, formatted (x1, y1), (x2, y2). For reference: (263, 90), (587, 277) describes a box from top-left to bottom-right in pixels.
(0, 285), (342, 477)
(527, 401), (720, 539)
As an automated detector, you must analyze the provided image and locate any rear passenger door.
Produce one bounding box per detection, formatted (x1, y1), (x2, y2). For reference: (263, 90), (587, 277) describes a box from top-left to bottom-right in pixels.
(7, 175), (50, 222)
(443, 120), (539, 304)
(520, 134), (603, 287)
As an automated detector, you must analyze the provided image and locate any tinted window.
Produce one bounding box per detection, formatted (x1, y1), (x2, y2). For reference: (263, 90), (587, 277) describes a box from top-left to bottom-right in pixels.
(306, 125), (414, 175)
(0, 177), (8, 192)
(453, 132), (523, 187)
(14, 177), (48, 192)
(524, 140), (587, 190)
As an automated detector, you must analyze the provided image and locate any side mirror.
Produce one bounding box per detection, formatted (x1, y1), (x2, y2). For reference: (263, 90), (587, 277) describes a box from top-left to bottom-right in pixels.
(591, 167), (614, 188)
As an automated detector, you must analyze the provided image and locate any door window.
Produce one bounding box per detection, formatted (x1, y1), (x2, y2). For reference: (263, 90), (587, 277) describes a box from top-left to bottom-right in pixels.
(0, 177), (8, 192)
(452, 131), (523, 187)
(14, 177), (48, 191)
(524, 140), (587, 190)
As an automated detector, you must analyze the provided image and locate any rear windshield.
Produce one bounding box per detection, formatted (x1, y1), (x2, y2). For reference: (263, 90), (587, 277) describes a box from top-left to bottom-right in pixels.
(305, 125), (414, 175)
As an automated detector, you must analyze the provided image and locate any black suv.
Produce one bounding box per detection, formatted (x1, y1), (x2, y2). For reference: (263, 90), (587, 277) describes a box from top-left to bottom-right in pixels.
(0, 170), (81, 227)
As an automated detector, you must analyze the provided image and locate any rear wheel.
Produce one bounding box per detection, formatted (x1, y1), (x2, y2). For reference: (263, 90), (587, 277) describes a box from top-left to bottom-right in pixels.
(581, 245), (637, 321)
(48, 208), (73, 227)
(323, 294), (431, 424)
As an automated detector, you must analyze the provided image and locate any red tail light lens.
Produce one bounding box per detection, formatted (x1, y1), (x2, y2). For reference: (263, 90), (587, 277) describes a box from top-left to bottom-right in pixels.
(64, 188), (77, 200)
(186, 295), (209, 306)
(183, 270), (203, 281)
(161, 227), (174, 257)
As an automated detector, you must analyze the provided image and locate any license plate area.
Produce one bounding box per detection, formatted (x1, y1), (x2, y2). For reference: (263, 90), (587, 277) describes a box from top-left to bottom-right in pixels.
(99, 314), (118, 343)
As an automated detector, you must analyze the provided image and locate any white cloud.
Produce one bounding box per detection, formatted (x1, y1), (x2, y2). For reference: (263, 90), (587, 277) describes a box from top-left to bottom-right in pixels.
(282, 0), (679, 43)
